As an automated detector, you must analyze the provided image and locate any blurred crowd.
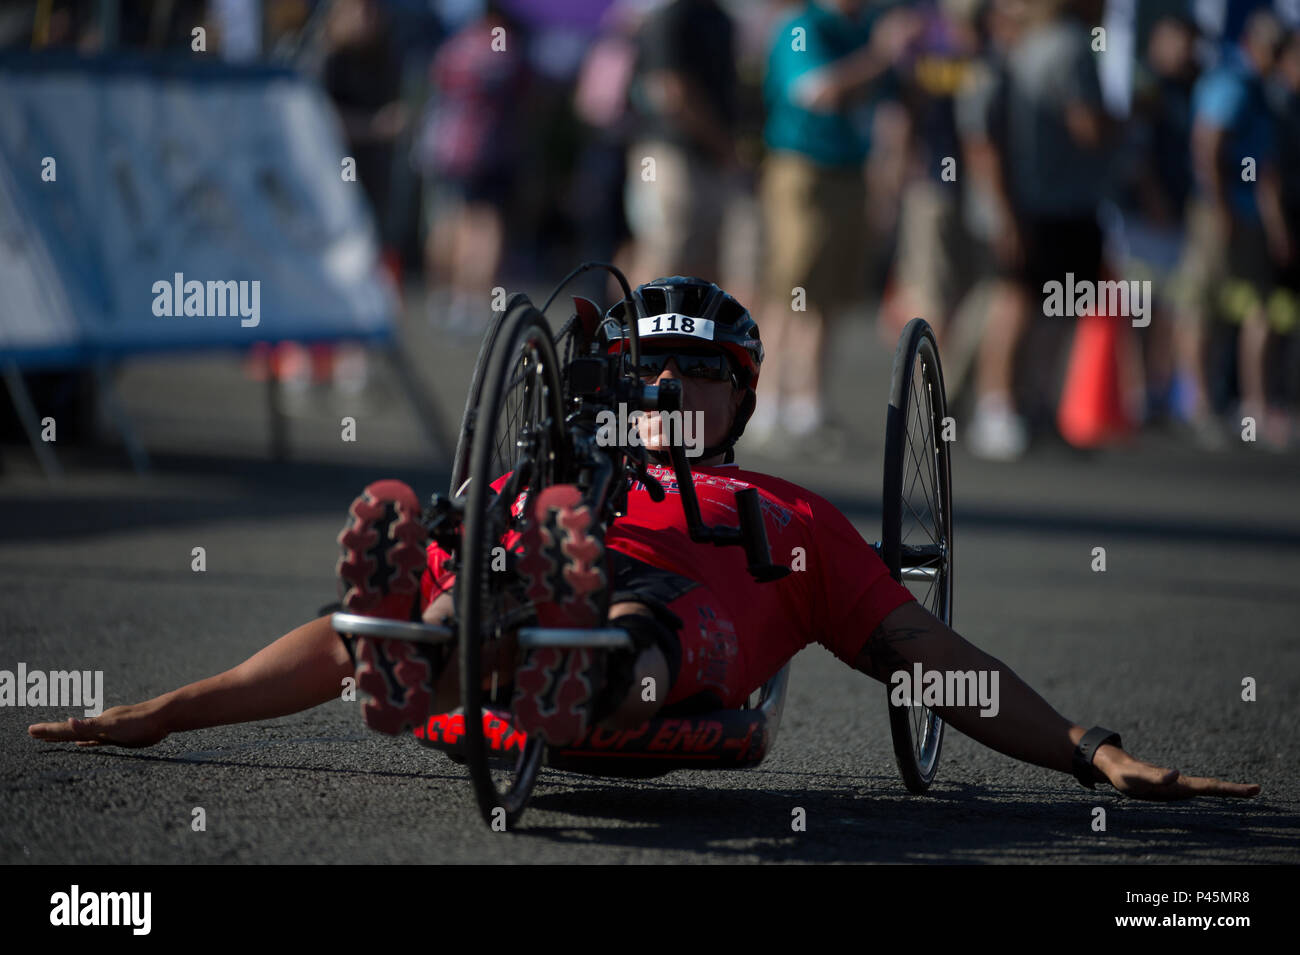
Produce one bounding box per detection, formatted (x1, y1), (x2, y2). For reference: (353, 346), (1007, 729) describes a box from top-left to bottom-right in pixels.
(8, 0), (1300, 458)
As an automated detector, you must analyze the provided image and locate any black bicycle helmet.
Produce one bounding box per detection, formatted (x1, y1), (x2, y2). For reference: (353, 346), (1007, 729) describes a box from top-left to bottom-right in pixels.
(600, 276), (763, 462)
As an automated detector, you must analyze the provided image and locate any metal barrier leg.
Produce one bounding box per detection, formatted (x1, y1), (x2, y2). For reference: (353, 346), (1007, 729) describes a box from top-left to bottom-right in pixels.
(266, 369), (288, 461)
(2, 361), (63, 480)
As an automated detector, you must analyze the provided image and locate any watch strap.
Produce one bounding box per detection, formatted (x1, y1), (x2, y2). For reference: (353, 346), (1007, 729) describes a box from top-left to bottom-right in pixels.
(1073, 726), (1122, 789)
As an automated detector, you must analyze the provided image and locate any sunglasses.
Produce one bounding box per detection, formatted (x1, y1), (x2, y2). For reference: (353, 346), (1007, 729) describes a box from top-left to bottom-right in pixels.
(624, 348), (738, 385)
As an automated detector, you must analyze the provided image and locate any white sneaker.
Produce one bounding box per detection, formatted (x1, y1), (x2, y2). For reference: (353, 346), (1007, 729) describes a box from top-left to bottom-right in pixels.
(968, 395), (1028, 461)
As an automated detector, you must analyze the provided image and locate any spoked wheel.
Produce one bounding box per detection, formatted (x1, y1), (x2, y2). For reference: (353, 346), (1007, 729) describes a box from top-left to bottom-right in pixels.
(451, 302), (584, 496)
(459, 298), (567, 827)
(881, 318), (954, 793)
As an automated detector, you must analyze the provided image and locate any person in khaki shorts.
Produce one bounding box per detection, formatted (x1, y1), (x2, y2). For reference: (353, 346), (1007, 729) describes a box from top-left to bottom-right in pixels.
(754, 0), (920, 449)
(761, 151), (868, 328)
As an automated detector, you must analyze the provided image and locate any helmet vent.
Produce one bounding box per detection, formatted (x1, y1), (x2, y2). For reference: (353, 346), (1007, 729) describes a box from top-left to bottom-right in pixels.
(717, 298), (746, 327)
(640, 288), (668, 315)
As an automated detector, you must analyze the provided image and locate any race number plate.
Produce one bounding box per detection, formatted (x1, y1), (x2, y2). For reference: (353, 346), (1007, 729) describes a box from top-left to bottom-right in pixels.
(638, 314), (715, 340)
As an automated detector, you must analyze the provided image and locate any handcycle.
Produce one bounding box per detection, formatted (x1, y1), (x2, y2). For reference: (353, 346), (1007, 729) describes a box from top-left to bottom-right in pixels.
(331, 264), (954, 828)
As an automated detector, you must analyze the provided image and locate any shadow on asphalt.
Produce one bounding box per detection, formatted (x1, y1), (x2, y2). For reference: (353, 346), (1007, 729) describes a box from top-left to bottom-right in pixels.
(518, 778), (1299, 863)
(20, 737), (1296, 862)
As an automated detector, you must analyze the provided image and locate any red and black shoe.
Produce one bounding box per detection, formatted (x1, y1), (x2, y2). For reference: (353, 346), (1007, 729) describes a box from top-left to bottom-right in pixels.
(511, 485), (610, 746)
(337, 480), (441, 736)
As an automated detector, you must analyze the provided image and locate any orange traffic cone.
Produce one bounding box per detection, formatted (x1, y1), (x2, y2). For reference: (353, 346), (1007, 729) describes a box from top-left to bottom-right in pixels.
(1057, 310), (1136, 447)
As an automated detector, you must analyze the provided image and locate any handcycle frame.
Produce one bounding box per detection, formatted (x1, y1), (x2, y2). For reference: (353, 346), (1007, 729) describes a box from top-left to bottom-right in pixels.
(331, 263), (952, 818)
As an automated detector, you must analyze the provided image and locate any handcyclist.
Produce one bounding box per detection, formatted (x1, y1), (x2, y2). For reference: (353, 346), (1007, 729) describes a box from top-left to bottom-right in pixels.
(30, 277), (1259, 802)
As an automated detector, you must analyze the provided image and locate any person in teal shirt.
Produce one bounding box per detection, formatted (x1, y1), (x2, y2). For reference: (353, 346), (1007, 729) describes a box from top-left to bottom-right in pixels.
(763, 0), (882, 166)
(754, 0), (919, 451)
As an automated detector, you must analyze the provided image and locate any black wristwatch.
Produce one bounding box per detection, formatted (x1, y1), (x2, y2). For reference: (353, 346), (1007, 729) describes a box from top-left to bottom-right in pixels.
(1072, 726), (1122, 789)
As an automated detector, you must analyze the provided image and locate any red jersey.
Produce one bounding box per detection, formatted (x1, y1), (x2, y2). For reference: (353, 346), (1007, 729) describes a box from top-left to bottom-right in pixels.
(605, 463), (915, 688)
(422, 463), (915, 694)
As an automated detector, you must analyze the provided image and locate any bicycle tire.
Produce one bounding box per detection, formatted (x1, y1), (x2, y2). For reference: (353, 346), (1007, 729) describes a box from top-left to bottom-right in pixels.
(881, 318), (954, 793)
(458, 297), (566, 828)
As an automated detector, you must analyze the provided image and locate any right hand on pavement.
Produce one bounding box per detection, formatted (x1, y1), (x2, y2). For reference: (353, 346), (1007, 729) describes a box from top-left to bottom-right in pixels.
(29, 703), (170, 749)
(1096, 745), (1260, 801)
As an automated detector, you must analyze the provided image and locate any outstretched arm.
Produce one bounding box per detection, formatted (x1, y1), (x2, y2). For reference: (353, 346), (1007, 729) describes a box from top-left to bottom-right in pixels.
(29, 614), (352, 748)
(854, 601), (1260, 800)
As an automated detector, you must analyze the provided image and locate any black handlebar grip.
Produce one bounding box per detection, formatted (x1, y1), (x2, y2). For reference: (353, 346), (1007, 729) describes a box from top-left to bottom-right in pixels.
(738, 493), (785, 582)
(736, 488), (778, 572)
(636, 378), (681, 412)
(656, 378), (682, 413)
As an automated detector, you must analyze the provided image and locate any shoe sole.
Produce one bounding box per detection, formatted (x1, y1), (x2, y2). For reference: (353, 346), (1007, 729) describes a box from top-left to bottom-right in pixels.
(337, 480), (436, 736)
(511, 486), (607, 746)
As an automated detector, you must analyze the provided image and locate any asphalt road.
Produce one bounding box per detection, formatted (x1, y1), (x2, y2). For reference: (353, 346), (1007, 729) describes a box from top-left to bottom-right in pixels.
(2, 299), (1298, 863)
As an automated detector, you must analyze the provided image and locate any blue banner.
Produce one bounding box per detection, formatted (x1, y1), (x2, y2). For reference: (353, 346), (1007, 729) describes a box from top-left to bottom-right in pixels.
(0, 54), (397, 368)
